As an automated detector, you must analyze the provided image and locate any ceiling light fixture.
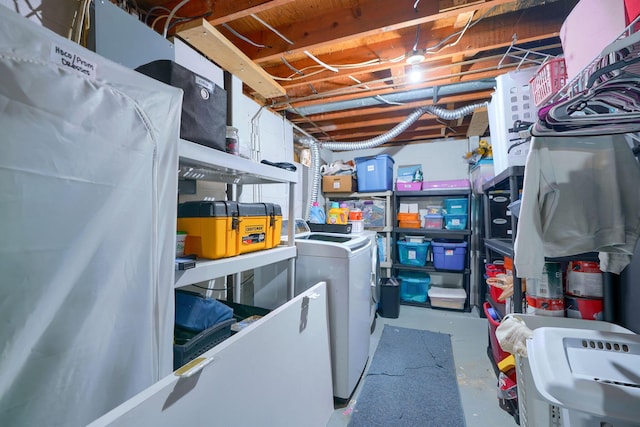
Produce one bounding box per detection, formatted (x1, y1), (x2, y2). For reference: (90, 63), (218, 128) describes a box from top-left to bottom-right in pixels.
(406, 49), (425, 65)
(408, 65), (422, 83)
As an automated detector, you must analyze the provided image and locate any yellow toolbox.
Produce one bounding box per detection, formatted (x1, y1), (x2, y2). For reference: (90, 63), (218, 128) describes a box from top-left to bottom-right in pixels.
(177, 201), (282, 259)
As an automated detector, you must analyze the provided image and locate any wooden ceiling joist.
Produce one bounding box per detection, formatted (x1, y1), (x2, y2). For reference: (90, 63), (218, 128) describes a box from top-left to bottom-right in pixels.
(176, 19), (286, 99)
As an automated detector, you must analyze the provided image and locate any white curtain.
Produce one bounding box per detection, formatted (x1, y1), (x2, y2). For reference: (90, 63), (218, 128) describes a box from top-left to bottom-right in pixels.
(0, 7), (181, 426)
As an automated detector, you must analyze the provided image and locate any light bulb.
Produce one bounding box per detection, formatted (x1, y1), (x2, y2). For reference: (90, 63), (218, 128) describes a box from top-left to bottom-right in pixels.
(409, 66), (422, 83)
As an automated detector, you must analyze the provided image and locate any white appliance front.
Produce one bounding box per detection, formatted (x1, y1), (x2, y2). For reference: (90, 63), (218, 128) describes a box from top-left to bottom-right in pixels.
(0, 7), (181, 426)
(294, 233), (372, 399)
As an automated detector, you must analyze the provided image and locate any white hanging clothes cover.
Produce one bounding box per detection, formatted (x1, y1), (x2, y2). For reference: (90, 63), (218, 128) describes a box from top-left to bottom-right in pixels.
(514, 134), (640, 280)
(0, 7), (181, 427)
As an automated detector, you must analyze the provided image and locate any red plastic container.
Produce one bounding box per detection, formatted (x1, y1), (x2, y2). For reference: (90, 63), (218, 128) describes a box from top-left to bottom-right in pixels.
(483, 302), (509, 364)
(529, 57), (568, 106)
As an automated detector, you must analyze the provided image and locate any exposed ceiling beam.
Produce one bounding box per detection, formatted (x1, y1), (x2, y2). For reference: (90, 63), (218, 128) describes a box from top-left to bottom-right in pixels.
(243, 0), (520, 64)
(207, 0), (298, 25)
(176, 19), (286, 98)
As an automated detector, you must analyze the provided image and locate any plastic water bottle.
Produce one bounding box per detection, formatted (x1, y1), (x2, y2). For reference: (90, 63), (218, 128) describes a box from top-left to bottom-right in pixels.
(309, 201), (326, 224)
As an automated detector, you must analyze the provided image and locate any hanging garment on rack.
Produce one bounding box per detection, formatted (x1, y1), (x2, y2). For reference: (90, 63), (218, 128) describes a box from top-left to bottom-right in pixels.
(514, 134), (640, 280)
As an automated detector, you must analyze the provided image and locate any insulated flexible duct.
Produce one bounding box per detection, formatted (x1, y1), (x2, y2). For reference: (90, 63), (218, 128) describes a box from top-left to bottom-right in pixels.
(299, 102), (486, 218)
(307, 138), (321, 218)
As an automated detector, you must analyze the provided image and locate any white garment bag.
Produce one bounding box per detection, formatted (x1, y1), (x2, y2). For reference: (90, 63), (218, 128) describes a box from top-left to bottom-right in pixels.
(0, 7), (181, 426)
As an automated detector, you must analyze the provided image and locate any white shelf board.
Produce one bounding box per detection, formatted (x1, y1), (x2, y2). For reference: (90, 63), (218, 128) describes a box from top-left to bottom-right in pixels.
(178, 140), (298, 185)
(175, 246), (297, 288)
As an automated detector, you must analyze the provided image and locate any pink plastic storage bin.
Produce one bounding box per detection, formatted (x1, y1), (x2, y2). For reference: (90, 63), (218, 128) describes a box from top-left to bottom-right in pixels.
(424, 214), (443, 229)
(422, 179), (470, 190)
(396, 181), (422, 191)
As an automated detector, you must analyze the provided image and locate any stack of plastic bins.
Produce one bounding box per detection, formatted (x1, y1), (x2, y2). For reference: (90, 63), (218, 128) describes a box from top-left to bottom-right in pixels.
(513, 315), (633, 427)
(443, 197), (468, 230)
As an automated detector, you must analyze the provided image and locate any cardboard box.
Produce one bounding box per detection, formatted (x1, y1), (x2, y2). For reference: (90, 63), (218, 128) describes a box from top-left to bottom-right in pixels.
(322, 175), (356, 193)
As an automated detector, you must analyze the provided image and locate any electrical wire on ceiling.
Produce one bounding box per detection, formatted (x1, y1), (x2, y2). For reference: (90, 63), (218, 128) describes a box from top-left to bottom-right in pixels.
(144, 6), (171, 25)
(304, 51), (339, 73)
(250, 13), (294, 45)
(424, 5), (498, 54)
(222, 23), (271, 48)
(424, 12), (473, 54)
(412, 24), (421, 52)
(348, 75), (370, 90)
(281, 56), (305, 76)
(162, 0), (192, 38)
(167, 11), (212, 32)
(375, 95), (405, 106)
(271, 57), (395, 81)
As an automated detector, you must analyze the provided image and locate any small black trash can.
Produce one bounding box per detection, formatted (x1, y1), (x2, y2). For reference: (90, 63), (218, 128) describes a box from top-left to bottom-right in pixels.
(378, 277), (400, 318)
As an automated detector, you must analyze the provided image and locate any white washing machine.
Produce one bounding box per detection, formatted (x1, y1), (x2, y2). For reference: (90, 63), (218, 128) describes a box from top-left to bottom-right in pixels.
(291, 222), (372, 400)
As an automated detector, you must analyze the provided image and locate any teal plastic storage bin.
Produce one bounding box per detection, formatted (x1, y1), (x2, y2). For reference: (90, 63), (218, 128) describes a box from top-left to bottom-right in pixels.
(397, 240), (430, 266)
(397, 271), (431, 303)
(355, 154), (394, 192)
(444, 213), (468, 230)
(444, 198), (468, 214)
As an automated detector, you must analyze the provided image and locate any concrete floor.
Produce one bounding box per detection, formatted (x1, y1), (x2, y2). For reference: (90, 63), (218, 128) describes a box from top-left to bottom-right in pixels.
(326, 305), (520, 427)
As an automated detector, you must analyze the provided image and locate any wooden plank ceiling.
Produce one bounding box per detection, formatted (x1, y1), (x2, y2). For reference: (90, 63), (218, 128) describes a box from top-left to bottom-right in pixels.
(140, 0), (577, 145)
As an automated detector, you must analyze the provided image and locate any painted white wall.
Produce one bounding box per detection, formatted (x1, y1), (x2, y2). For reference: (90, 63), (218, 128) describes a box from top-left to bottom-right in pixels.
(231, 75), (296, 217)
(329, 138), (471, 182)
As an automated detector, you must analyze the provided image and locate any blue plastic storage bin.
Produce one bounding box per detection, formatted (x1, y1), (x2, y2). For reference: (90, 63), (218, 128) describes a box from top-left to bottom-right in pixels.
(431, 240), (467, 271)
(397, 240), (430, 266)
(397, 271), (431, 303)
(444, 198), (468, 214)
(444, 213), (468, 230)
(355, 154), (394, 192)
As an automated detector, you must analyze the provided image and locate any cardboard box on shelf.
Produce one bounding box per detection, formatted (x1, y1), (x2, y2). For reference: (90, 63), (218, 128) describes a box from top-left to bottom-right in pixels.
(322, 175), (356, 193)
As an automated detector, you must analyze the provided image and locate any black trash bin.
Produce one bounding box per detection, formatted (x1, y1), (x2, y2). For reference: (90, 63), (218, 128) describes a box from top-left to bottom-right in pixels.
(378, 277), (400, 318)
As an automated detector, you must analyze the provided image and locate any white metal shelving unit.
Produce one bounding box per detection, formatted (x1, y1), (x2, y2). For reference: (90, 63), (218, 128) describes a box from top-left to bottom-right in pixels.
(176, 139), (298, 301)
(323, 190), (393, 277)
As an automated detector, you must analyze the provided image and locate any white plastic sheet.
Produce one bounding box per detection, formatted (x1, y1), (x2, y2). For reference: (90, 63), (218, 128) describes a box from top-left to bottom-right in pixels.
(0, 7), (182, 426)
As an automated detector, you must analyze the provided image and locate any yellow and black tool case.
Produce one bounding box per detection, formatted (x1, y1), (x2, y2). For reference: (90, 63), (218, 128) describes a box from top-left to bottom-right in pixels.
(177, 201), (282, 259)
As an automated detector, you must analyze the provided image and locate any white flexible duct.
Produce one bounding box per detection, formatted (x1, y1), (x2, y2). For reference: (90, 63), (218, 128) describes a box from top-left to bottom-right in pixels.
(298, 102), (486, 218)
(307, 139), (322, 218)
